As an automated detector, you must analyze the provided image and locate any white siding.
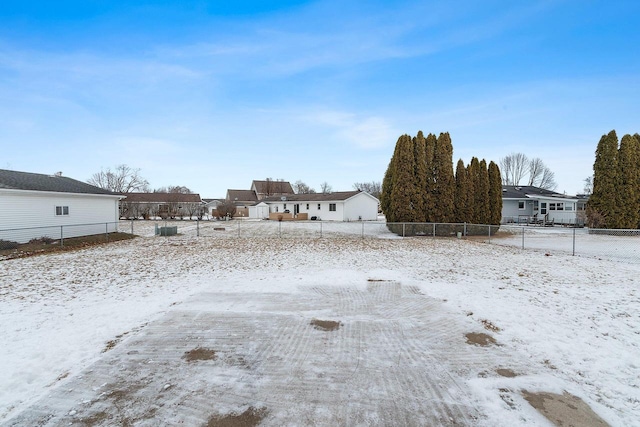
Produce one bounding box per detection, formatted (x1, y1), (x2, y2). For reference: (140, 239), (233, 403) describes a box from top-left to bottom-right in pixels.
(343, 193), (379, 221)
(0, 189), (121, 243)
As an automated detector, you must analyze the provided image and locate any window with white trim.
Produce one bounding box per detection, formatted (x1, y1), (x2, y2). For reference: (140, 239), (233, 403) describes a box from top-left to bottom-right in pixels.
(329, 203), (336, 212)
(518, 201), (525, 210)
(55, 206), (69, 216)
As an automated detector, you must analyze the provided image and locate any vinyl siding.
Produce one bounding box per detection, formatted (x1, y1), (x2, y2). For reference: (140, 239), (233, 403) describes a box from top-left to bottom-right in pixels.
(0, 189), (121, 243)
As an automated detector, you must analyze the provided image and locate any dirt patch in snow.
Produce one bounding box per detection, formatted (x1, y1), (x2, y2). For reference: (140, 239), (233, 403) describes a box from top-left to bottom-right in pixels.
(465, 332), (497, 346)
(522, 390), (610, 427)
(496, 368), (518, 377)
(310, 319), (341, 331)
(206, 406), (268, 427)
(183, 347), (218, 362)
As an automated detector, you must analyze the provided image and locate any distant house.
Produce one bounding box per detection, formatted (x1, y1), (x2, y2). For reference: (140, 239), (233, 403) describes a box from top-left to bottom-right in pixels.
(0, 169), (122, 243)
(250, 180), (294, 200)
(202, 198), (223, 218)
(120, 193), (203, 219)
(501, 186), (584, 225)
(260, 190), (379, 221)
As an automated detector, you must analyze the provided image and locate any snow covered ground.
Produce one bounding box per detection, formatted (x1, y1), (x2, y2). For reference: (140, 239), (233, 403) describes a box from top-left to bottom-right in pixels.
(0, 221), (638, 426)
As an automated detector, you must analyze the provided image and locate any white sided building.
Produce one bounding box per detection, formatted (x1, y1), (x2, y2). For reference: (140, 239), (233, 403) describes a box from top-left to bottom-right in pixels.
(259, 190), (379, 221)
(0, 169), (122, 243)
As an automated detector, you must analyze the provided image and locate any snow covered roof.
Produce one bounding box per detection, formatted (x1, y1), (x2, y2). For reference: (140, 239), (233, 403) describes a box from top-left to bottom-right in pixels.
(262, 190), (365, 202)
(502, 185), (577, 200)
(0, 169), (118, 196)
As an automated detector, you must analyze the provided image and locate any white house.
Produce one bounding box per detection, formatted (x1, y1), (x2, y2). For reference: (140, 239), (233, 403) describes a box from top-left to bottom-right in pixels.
(501, 185), (584, 225)
(259, 190), (379, 221)
(0, 169), (122, 243)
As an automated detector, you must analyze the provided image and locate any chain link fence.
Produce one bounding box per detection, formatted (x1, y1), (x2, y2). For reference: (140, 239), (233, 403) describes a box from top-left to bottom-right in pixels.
(0, 222), (121, 248)
(3, 219), (637, 263)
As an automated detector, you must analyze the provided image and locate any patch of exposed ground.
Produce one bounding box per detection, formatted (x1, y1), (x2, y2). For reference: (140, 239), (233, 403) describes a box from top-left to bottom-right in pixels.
(522, 390), (610, 427)
(205, 406), (268, 427)
(496, 368), (518, 378)
(0, 233), (136, 260)
(310, 319), (341, 331)
(465, 332), (497, 346)
(183, 347), (218, 362)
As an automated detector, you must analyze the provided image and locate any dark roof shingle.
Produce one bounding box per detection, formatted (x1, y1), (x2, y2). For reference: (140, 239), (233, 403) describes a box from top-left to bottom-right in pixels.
(0, 169), (117, 195)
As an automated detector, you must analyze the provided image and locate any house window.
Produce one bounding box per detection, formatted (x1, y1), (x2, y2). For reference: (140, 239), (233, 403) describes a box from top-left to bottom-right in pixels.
(55, 206), (69, 216)
(556, 202), (564, 211)
(540, 202), (547, 214)
(275, 206), (279, 212)
(518, 201), (525, 210)
(329, 203), (336, 212)
(565, 203), (573, 211)
(306, 204), (309, 210)
(317, 204), (321, 210)
(283, 203), (287, 209)
(549, 203), (556, 211)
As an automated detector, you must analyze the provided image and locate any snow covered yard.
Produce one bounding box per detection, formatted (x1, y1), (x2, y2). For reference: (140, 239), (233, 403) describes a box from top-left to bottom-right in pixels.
(0, 226), (638, 426)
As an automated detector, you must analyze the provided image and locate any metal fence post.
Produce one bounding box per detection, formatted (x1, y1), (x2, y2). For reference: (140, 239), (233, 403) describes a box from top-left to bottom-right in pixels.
(131, 219), (134, 235)
(433, 223), (436, 238)
(105, 223), (108, 241)
(402, 223), (405, 238)
(362, 221), (365, 239)
(197, 219), (200, 237)
(488, 224), (491, 243)
(573, 227), (576, 256)
(464, 222), (467, 237)
(279, 220), (282, 238)
(60, 226), (64, 247)
(238, 219), (241, 238)
(522, 226), (525, 249)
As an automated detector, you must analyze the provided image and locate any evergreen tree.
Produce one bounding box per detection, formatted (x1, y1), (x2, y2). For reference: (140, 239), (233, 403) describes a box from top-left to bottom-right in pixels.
(475, 159), (490, 224)
(617, 134), (640, 229)
(488, 161), (503, 225)
(454, 159), (470, 222)
(588, 130), (619, 228)
(389, 134), (416, 222)
(380, 160), (394, 221)
(424, 133), (437, 222)
(413, 131), (428, 222)
(467, 157), (480, 223)
(432, 133), (456, 222)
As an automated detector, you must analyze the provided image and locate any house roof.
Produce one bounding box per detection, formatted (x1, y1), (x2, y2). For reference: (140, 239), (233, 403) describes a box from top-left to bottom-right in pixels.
(502, 185), (577, 200)
(0, 169), (118, 195)
(123, 193), (202, 203)
(262, 190), (365, 202)
(251, 180), (294, 195)
(227, 189), (258, 202)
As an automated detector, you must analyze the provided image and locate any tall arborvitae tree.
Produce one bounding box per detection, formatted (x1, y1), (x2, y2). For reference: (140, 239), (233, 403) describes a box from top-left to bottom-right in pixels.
(389, 134), (416, 222)
(413, 131), (428, 222)
(475, 159), (490, 224)
(424, 133), (437, 222)
(588, 130), (619, 228)
(380, 159), (394, 220)
(432, 133), (456, 222)
(454, 159), (470, 222)
(616, 134), (640, 229)
(467, 157), (480, 223)
(488, 161), (503, 225)
(635, 134), (640, 228)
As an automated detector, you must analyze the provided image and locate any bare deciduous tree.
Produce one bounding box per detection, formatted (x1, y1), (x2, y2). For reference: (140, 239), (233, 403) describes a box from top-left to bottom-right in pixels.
(216, 200), (237, 218)
(88, 164), (149, 193)
(583, 176), (593, 194)
(500, 153), (557, 190)
(353, 181), (381, 198)
(320, 182), (332, 194)
(293, 180), (315, 194)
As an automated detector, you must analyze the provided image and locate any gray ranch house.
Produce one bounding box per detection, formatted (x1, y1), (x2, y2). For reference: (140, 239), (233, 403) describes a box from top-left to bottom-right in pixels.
(0, 169), (122, 243)
(501, 185), (586, 226)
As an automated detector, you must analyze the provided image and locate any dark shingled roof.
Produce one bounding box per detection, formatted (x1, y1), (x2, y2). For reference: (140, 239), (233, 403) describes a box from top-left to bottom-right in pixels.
(252, 180), (294, 195)
(123, 193), (202, 203)
(502, 185), (576, 199)
(0, 169), (118, 195)
(262, 190), (363, 202)
(227, 189), (258, 202)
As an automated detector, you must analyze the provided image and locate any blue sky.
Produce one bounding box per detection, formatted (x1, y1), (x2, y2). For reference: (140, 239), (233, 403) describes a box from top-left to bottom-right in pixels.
(1, 1), (639, 197)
